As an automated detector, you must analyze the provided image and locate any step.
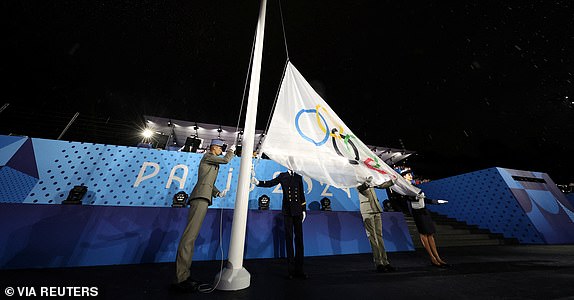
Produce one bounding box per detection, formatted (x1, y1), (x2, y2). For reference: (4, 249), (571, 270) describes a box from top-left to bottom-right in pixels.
(434, 233), (492, 240)
(401, 211), (514, 248)
(412, 238), (505, 248)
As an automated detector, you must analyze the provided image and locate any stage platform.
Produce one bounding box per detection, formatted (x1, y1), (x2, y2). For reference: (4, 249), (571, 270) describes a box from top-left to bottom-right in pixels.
(1, 244), (573, 299)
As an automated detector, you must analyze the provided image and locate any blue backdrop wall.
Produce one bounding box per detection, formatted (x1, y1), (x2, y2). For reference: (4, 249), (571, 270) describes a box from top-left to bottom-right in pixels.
(0, 135), (413, 269)
(0, 135), (386, 211)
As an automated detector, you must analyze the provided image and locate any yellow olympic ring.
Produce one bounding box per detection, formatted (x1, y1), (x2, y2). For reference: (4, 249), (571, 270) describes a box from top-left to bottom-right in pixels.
(315, 104), (344, 139)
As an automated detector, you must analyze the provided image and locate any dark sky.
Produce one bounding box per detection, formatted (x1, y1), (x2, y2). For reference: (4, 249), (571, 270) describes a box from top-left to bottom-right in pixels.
(2, 1), (573, 184)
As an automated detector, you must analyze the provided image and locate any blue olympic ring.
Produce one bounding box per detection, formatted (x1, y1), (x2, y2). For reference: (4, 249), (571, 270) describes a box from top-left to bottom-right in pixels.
(295, 109), (329, 146)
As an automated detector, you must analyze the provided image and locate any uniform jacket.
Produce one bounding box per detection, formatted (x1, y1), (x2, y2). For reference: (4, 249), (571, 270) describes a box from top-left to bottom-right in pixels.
(257, 171), (307, 216)
(189, 150), (234, 205)
(357, 180), (394, 215)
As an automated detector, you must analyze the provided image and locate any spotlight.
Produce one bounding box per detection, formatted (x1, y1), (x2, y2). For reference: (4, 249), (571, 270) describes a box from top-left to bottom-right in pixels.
(258, 194), (270, 210)
(183, 137), (201, 153)
(62, 185), (88, 205)
(320, 197), (332, 211)
(142, 129), (153, 138)
(172, 191), (189, 208)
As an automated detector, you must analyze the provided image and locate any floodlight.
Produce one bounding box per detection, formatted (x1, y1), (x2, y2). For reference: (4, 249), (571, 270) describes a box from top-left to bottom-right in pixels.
(62, 185), (88, 205)
(258, 194), (270, 210)
(320, 197), (332, 211)
(172, 191), (189, 208)
(142, 129), (153, 138)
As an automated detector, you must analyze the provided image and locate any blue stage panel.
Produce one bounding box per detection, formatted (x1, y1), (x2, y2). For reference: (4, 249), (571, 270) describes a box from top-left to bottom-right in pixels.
(419, 167), (574, 244)
(0, 203), (413, 269)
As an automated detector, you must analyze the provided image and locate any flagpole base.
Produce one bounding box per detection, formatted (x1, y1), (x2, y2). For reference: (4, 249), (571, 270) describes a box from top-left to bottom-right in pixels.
(214, 266), (250, 291)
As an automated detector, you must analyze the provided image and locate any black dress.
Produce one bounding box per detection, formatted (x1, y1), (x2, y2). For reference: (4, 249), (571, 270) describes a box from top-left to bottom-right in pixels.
(411, 207), (436, 235)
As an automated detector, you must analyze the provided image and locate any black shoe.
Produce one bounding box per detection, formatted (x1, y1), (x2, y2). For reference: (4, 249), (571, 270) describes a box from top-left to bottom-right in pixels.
(172, 278), (199, 293)
(376, 264), (386, 273)
(384, 264), (396, 272)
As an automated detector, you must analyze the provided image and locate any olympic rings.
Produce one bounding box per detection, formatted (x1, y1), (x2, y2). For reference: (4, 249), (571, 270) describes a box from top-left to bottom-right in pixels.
(295, 108), (330, 146)
(295, 105), (387, 174)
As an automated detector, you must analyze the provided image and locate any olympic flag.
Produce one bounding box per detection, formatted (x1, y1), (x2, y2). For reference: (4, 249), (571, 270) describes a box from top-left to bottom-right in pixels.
(261, 62), (420, 196)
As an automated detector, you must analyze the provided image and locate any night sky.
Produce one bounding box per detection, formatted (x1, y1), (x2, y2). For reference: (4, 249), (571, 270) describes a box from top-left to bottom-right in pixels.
(2, 1), (573, 184)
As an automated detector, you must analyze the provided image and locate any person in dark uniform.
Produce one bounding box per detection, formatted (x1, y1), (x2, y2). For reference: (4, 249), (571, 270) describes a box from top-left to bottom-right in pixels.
(252, 169), (308, 279)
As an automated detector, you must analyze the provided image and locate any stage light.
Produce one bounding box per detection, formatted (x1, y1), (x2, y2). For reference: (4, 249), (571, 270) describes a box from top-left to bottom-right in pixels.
(320, 197), (332, 211)
(183, 137), (201, 152)
(172, 191), (188, 208)
(62, 185), (88, 205)
(142, 129), (153, 138)
(258, 194), (270, 210)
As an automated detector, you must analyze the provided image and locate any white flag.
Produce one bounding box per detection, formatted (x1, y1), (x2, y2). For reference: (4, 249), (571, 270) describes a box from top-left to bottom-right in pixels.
(261, 62), (420, 196)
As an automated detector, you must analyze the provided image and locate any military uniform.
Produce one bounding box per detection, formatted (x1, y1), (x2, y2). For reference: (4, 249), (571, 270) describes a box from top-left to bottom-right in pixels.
(257, 171), (307, 277)
(175, 149), (234, 283)
(357, 180), (394, 270)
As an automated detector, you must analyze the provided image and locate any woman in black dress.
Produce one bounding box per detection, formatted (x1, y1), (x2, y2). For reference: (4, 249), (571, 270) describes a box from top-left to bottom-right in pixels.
(402, 170), (448, 268)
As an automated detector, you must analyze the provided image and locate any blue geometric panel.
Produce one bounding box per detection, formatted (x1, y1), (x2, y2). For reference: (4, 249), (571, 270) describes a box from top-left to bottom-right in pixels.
(6, 138), (38, 179)
(0, 135), (27, 166)
(0, 167), (39, 203)
(419, 167), (574, 244)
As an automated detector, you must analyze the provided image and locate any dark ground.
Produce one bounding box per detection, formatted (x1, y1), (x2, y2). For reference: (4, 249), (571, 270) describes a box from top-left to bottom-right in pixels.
(1, 245), (574, 299)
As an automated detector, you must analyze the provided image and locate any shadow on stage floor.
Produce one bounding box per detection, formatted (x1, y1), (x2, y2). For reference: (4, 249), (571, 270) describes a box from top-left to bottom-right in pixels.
(1, 245), (574, 299)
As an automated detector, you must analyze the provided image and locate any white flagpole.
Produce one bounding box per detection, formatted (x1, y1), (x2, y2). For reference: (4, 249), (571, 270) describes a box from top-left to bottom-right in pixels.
(215, 0), (267, 291)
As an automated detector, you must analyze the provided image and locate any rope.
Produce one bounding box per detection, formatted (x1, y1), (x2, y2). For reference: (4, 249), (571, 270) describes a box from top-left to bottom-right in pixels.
(196, 207), (226, 293)
(278, 0), (290, 60)
(234, 28), (258, 144)
(253, 0), (292, 170)
(262, 60), (289, 137)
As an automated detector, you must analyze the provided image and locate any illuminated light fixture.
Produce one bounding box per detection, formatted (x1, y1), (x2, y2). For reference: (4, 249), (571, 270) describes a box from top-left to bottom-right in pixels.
(62, 185), (88, 205)
(320, 197), (332, 211)
(142, 129), (153, 138)
(172, 191), (189, 208)
(258, 194), (270, 210)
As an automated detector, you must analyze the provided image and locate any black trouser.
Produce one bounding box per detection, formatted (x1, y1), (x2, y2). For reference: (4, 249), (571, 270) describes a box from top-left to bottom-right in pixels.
(283, 214), (304, 274)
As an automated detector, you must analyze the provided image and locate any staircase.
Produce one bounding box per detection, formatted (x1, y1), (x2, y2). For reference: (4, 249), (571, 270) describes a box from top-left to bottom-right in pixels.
(402, 211), (519, 248)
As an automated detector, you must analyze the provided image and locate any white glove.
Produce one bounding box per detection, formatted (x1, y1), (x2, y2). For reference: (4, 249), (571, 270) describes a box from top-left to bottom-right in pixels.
(302, 211), (306, 222)
(251, 177), (259, 185)
(416, 192), (425, 201)
(437, 200), (448, 204)
(228, 144), (236, 153)
(218, 189), (228, 197)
